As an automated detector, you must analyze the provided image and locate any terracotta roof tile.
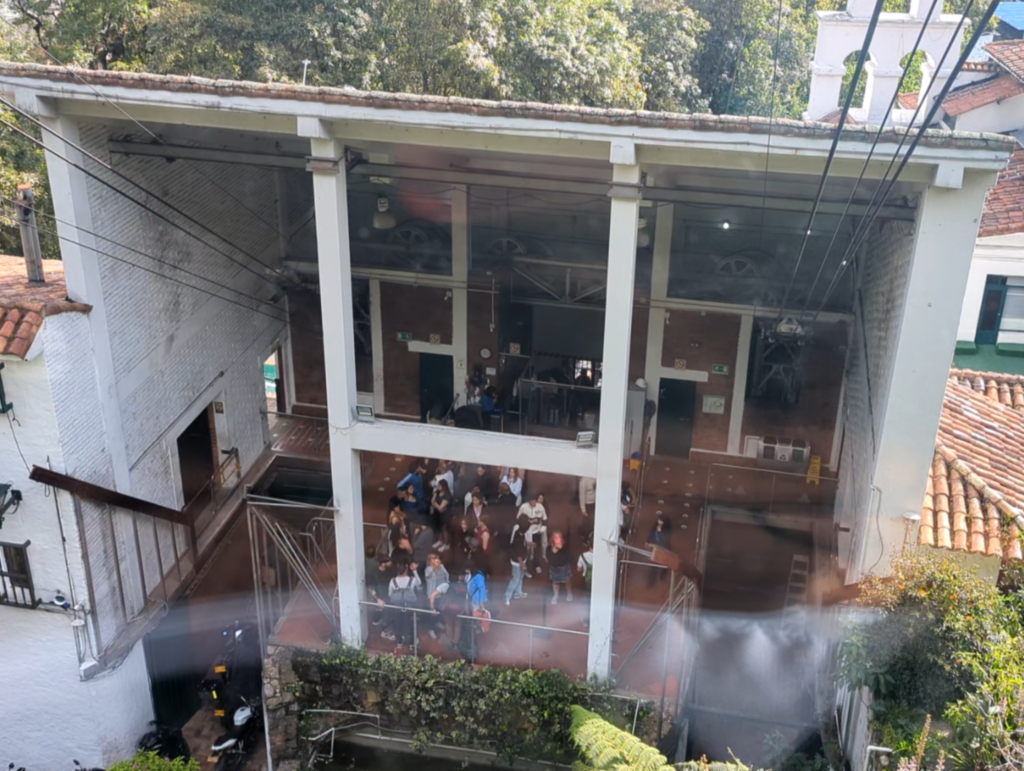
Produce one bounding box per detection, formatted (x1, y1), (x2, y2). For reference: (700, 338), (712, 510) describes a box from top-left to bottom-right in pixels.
(985, 39), (1024, 83)
(920, 371), (1024, 561)
(897, 92), (920, 110)
(0, 255), (90, 358)
(979, 146), (1024, 238)
(943, 74), (1024, 116)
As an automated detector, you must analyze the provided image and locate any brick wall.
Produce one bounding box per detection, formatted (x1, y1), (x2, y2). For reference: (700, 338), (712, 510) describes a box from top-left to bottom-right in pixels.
(662, 309), (739, 452)
(467, 288), (500, 382)
(289, 289), (327, 406)
(380, 282), (452, 416)
(741, 320), (848, 466)
(838, 219), (916, 576)
(52, 121), (289, 646)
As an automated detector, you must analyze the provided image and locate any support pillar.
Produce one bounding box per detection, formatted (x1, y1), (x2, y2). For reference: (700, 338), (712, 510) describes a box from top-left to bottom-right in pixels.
(643, 204), (672, 455)
(452, 186), (469, 401)
(306, 129), (366, 645)
(370, 279), (385, 414)
(857, 171), (997, 578)
(588, 146), (641, 679)
(727, 315), (753, 456)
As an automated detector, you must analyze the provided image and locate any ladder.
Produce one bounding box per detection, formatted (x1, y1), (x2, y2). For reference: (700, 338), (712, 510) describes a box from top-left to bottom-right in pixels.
(784, 554), (810, 610)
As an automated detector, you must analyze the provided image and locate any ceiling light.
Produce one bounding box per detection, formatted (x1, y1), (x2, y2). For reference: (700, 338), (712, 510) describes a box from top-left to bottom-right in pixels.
(722, 221), (730, 230)
(373, 195), (396, 230)
(637, 230), (651, 248)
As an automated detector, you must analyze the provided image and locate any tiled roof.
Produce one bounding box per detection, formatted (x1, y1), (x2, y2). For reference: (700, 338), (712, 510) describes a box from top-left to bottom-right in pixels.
(0, 255), (90, 358)
(0, 62), (1016, 152)
(943, 75), (1024, 116)
(985, 40), (1024, 83)
(919, 372), (1024, 561)
(979, 145), (1024, 238)
(897, 92), (920, 110)
(818, 107), (856, 126)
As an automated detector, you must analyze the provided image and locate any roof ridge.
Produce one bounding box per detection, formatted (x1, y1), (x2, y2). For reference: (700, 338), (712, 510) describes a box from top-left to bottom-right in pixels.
(934, 443), (1024, 522)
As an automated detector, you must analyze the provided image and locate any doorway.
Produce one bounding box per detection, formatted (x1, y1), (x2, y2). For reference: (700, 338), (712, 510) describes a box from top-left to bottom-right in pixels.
(656, 379), (697, 458)
(177, 404), (217, 512)
(143, 600), (201, 728)
(419, 353), (454, 422)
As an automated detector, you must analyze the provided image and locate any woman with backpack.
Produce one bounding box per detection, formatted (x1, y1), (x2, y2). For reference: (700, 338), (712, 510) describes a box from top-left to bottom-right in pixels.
(387, 560), (422, 650)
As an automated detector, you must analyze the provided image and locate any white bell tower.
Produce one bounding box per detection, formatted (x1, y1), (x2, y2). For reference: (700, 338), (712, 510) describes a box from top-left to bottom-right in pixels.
(806, 0), (968, 125)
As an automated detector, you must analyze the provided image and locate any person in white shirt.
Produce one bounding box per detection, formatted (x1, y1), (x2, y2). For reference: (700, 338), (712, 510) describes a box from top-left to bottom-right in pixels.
(501, 467), (524, 506)
(517, 494), (548, 572)
(431, 460), (455, 496)
(578, 476), (596, 515)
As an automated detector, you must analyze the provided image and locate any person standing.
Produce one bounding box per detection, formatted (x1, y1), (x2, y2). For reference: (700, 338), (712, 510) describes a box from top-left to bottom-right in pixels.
(518, 494), (548, 573)
(387, 560), (422, 650)
(645, 513), (672, 587)
(424, 553), (450, 640)
(547, 531), (573, 605)
(411, 522), (434, 583)
(431, 478), (453, 534)
(397, 460), (428, 507)
(504, 525), (530, 605)
(501, 468), (524, 506)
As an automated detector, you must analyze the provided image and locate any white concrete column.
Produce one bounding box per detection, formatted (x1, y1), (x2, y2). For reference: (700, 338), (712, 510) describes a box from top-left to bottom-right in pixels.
(857, 170), (997, 578)
(369, 279), (385, 414)
(304, 126), (366, 645)
(588, 145), (641, 679)
(643, 204), (673, 455)
(35, 103), (132, 493)
(727, 315), (753, 455)
(452, 186), (469, 400)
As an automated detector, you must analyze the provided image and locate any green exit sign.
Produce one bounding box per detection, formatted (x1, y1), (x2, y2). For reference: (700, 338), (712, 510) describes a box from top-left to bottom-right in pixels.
(396, 332), (412, 342)
(712, 364), (729, 375)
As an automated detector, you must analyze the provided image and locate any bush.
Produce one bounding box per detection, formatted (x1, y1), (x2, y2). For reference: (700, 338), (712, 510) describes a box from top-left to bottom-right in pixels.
(294, 644), (651, 763)
(107, 752), (200, 771)
(840, 552), (1024, 768)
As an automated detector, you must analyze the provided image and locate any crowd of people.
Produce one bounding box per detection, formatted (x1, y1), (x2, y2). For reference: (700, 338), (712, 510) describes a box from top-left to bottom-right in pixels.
(363, 458), (668, 658)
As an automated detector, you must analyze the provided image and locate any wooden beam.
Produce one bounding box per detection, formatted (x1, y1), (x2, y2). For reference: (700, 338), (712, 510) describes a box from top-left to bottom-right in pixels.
(29, 465), (189, 525)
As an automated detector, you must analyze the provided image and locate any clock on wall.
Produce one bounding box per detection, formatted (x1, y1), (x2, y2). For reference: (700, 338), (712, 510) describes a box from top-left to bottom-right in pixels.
(480, 347), (492, 359)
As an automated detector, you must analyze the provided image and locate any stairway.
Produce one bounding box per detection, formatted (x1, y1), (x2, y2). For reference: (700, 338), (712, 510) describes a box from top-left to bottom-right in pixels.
(783, 553), (810, 610)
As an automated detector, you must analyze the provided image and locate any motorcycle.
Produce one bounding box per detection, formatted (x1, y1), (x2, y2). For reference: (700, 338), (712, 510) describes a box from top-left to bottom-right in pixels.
(210, 696), (262, 771)
(199, 619), (262, 726)
(137, 721), (191, 761)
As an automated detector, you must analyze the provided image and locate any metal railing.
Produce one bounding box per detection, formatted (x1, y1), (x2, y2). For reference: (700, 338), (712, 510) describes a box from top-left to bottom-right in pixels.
(515, 378), (601, 436)
(0, 540), (39, 608)
(360, 599), (588, 669)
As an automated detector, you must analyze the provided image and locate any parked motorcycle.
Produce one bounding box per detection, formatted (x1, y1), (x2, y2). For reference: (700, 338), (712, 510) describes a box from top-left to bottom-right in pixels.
(210, 697), (263, 771)
(137, 721), (191, 761)
(199, 619), (262, 726)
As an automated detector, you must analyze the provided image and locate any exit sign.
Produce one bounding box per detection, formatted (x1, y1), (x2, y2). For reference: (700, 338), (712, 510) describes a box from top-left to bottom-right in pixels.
(712, 364), (729, 375)
(396, 332), (412, 342)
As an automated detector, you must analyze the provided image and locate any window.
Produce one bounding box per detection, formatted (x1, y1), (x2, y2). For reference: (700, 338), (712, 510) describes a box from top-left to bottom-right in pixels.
(976, 275), (1008, 345)
(0, 541), (38, 608)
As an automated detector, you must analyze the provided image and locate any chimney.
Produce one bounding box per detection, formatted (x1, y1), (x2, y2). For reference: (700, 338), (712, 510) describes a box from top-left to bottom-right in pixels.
(16, 184), (44, 284)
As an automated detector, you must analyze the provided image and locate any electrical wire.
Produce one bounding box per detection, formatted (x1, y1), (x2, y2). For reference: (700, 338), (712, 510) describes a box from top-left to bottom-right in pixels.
(0, 13), (291, 247)
(757, 0), (787, 247)
(6, 409), (31, 473)
(798, 0), (946, 319)
(811, 0), (998, 321)
(1, 194), (288, 316)
(809, 0), (978, 318)
(0, 96), (278, 282)
(774, 0), (888, 316)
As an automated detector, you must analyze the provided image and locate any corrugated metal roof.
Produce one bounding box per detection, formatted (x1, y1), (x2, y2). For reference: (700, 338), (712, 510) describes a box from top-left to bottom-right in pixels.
(997, 1), (1024, 31)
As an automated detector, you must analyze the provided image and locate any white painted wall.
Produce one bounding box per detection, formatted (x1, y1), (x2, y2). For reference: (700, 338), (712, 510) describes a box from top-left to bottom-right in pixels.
(0, 612), (152, 770)
(953, 91), (1024, 135)
(956, 233), (1024, 341)
(0, 343), (152, 769)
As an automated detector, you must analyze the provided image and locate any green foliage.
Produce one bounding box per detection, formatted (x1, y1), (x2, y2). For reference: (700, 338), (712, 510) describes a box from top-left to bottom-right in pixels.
(841, 552), (1024, 769)
(107, 751), (200, 771)
(295, 644), (650, 764)
(570, 705), (673, 771)
(0, 108), (60, 260)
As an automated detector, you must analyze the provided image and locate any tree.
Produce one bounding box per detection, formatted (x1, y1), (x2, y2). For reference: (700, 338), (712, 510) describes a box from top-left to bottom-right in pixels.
(570, 704), (676, 771)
